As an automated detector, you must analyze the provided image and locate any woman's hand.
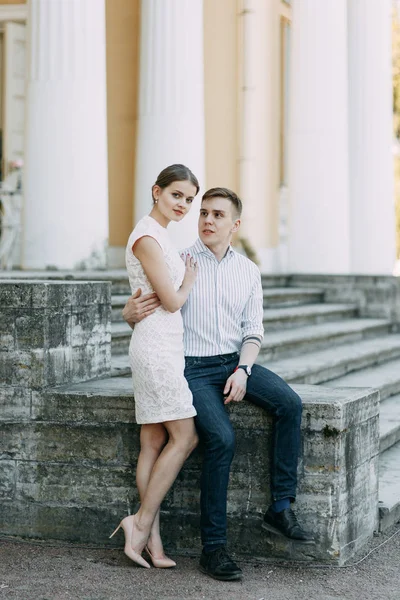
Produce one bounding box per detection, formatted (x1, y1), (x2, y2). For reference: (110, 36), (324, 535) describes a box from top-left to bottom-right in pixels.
(182, 253), (198, 287)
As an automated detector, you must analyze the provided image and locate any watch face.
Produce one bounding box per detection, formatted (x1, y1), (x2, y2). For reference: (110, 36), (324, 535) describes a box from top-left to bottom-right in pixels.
(239, 365), (251, 376)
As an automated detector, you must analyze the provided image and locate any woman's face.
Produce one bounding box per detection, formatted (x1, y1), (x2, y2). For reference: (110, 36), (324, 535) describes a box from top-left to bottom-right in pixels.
(153, 180), (197, 222)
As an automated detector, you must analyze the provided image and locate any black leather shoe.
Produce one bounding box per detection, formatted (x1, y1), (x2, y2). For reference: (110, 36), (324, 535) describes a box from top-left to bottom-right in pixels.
(199, 546), (242, 581)
(262, 507), (315, 543)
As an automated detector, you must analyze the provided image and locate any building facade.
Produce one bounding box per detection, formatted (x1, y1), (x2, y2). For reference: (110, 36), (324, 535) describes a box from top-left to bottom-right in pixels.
(0, 0), (396, 274)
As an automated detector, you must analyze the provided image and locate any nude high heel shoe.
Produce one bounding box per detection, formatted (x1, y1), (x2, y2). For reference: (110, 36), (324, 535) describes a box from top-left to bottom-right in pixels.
(144, 546), (176, 568)
(109, 516), (150, 569)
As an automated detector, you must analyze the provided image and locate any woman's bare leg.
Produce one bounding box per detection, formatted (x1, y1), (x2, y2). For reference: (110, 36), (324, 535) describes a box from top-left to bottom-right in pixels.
(131, 417), (198, 554)
(136, 423), (167, 557)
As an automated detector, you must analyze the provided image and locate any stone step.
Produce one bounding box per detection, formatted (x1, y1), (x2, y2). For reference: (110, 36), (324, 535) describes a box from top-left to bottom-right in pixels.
(111, 295), (352, 331)
(0, 269), (131, 294)
(263, 287), (324, 307)
(262, 334), (400, 385)
(111, 354), (132, 377)
(110, 333), (400, 383)
(263, 303), (357, 331)
(260, 274), (289, 288)
(319, 359), (400, 453)
(111, 294), (131, 322)
(110, 289), (330, 324)
(379, 441), (400, 532)
(260, 318), (391, 361)
(111, 318), (389, 359)
(111, 322), (132, 354)
(322, 358), (400, 402)
(379, 394), (400, 453)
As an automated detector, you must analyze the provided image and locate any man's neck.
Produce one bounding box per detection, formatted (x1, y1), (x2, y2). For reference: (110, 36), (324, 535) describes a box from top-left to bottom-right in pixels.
(203, 240), (231, 262)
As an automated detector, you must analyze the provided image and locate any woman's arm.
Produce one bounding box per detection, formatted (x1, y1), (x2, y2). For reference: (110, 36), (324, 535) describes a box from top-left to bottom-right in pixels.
(133, 236), (197, 313)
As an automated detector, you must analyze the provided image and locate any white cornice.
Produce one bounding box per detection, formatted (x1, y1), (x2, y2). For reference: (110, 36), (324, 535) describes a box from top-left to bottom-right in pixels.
(0, 5), (28, 22)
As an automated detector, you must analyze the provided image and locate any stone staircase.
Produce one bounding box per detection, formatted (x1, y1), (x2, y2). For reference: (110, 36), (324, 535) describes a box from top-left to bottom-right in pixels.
(107, 272), (400, 532)
(1, 269), (399, 554)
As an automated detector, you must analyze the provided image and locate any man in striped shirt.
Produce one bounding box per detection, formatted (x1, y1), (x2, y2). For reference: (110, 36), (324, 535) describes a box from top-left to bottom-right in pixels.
(123, 187), (313, 581)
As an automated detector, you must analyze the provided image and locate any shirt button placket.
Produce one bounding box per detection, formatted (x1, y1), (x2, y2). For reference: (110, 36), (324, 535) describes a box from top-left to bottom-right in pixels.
(215, 261), (223, 354)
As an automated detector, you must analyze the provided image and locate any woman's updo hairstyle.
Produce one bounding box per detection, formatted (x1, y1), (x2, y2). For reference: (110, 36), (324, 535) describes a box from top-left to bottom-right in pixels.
(152, 164), (200, 203)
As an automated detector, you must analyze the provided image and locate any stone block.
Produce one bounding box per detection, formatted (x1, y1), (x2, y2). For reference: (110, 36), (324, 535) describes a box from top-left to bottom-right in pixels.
(72, 281), (111, 307)
(70, 343), (111, 382)
(0, 424), (37, 461)
(15, 311), (46, 350)
(70, 304), (110, 348)
(45, 347), (73, 387)
(0, 282), (33, 308)
(0, 422), (124, 464)
(289, 274), (400, 323)
(0, 383), (379, 565)
(0, 309), (15, 351)
(0, 350), (45, 388)
(0, 352), (14, 385)
(0, 460), (16, 500)
(0, 386), (31, 421)
(0, 501), (127, 543)
(46, 308), (72, 347)
(15, 462), (135, 506)
(0, 280), (111, 390)
(31, 423), (125, 464)
(31, 388), (135, 423)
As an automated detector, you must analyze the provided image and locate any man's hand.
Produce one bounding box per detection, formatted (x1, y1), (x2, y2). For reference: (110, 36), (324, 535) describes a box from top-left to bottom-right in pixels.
(223, 370), (248, 404)
(122, 288), (161, 329)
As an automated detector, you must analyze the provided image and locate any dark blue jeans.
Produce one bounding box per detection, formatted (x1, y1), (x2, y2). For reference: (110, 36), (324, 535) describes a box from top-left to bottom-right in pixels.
(184, 352), (302, 551)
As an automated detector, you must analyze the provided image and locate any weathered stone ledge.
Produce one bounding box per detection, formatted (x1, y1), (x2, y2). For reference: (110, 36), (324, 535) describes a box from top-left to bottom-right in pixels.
(289, 274), (400, 323)
(0, 381), (379, 565)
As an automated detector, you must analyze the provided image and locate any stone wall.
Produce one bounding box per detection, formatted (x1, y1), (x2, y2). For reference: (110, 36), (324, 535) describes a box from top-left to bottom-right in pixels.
(1, 380), (379, 565)
(0, 280), (379, 565)
(0, 280), (111, 399)
(290, 274), (400, 324)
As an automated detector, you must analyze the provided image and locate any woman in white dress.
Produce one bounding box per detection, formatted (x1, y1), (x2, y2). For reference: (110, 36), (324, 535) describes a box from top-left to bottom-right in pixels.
(110, 165), (199, 569)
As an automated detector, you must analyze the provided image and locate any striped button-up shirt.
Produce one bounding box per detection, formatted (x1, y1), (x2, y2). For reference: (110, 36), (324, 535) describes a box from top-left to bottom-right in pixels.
(181, 238), (264, 356)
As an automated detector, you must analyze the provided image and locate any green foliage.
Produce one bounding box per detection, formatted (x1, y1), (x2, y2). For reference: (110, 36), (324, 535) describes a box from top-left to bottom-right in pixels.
(235, 236), (260, 265)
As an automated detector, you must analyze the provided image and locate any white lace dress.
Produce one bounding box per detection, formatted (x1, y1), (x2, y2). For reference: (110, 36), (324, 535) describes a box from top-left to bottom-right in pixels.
(125, 215), (196, 424)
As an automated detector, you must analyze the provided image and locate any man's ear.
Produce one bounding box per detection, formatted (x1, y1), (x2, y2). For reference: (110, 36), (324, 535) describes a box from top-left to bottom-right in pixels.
(231, 218), (241, 233)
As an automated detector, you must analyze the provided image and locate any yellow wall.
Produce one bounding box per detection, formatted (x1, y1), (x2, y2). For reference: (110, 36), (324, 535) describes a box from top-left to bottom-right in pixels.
(203, 0), (239, 192)
(0, 1), (26, 4)
(105, 0), (140, 247)
(203, 0), (283, 249)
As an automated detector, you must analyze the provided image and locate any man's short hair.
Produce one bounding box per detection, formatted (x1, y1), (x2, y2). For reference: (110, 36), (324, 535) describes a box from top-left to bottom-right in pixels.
(202, 187), (242, 218)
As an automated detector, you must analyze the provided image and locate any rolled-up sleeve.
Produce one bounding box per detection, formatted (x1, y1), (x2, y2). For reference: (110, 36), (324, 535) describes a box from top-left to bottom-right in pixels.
(241, 272), (264, 340)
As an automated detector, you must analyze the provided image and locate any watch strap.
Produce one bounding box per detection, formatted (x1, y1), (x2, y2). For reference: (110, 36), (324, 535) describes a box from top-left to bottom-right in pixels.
(234, 365), (251, 377)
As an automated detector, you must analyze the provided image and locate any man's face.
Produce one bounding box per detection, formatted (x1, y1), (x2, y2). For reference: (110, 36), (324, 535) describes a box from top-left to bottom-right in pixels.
(198, 198), (240, 247)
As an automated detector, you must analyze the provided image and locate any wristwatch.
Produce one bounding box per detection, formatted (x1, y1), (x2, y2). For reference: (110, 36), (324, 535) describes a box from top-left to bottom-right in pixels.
(234, 365), (252, 377)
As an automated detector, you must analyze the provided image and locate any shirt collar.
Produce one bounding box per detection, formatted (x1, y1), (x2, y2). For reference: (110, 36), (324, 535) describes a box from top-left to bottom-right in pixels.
(192, 238), (235, 260)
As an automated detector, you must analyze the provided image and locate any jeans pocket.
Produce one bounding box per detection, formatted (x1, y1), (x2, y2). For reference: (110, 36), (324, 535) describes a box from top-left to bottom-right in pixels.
(185, 357), (200, 369)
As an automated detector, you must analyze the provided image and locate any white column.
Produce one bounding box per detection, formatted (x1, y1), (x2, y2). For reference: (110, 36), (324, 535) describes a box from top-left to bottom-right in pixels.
(348, 0), (395, 274)
(23, 0), (109, 270)
(288, 0), (350, 273)
(239, 0), (278, 270)
(134, 0), (205, 249)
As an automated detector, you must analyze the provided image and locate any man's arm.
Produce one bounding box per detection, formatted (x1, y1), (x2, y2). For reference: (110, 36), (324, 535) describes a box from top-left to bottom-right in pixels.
(122, 288), (162, 329)
(224, 271), (264, 404)
(223, 336), (262, 404)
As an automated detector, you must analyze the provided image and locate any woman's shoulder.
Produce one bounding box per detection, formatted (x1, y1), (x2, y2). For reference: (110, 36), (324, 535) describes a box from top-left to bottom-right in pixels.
(127, 216), (166, 251)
